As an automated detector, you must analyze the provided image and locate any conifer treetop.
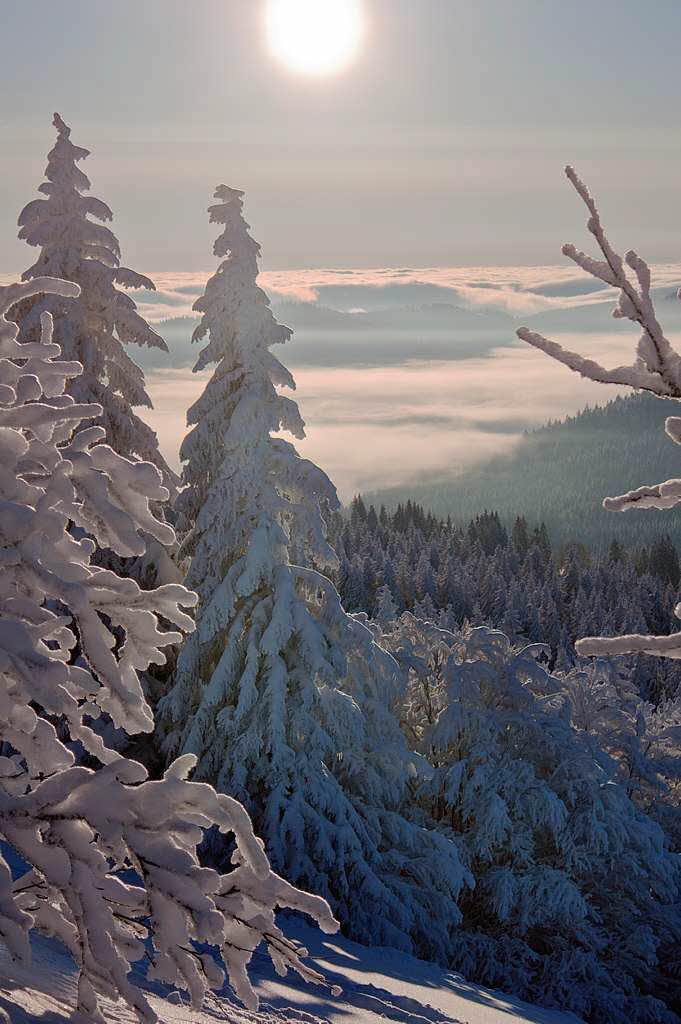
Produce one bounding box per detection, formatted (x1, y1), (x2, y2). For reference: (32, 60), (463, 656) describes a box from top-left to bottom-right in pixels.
(18, 112), (162, 339)
(12, 114), (176, 493)
(188, 183), (290, 376)
(176, 182), (336, 576)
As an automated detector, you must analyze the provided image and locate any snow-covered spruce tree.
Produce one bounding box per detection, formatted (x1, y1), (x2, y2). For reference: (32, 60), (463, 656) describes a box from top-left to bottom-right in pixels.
(560, 660), (681, 852)
(418, 626), (681, 1023)
(373, 582), (398, 628)
(0, 276), (339, 1024)
(157, 185), (469, 959)
(10, 113), (176, 498)
(380, 612), (457, 755)
(518, 166), (681, 660)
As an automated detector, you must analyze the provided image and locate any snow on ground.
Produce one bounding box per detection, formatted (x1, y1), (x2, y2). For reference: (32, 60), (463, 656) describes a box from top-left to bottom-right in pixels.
(0, 918), (582, 1024)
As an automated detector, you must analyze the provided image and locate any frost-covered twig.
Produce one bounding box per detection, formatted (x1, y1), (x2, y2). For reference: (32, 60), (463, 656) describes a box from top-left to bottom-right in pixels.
(519, 168), (681, 660)
(577, 600), (681, 659)
(517, 166), (681, 398)
(576, 629), (681, 659)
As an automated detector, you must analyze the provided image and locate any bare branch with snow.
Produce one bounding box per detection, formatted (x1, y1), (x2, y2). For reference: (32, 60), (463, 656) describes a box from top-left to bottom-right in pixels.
(517, 166), (681, 398)
(519, 167), (681, 660)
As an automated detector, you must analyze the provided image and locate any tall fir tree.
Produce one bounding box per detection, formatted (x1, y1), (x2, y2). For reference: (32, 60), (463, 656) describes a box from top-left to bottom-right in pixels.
(10, 113), (175, 493)
(157, 185), (467, 958)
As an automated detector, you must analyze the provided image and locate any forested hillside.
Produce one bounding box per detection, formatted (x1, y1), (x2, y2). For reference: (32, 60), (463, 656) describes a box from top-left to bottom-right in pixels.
(328, 499), (681, 703)
(365, 393), (681, 549)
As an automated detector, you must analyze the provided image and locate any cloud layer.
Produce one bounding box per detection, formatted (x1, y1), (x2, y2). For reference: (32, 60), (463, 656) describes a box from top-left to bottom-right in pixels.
(5, 263), (681, 502)
(140, 332), (634, 500)
(137, 262), (681, 321)
(5, 261), (679, 322)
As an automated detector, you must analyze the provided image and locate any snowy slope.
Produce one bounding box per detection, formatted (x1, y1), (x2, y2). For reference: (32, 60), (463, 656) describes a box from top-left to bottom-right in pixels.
(0, 920), (582, 1024)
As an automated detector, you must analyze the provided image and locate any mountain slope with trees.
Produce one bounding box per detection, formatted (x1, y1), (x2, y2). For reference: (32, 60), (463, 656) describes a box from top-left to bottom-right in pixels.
(329, 499), (681, 703)
(366, 393), (681, 549)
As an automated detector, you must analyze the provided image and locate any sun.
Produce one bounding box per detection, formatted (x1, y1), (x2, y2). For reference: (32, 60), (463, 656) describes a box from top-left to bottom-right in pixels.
(265, 0), (365, 76)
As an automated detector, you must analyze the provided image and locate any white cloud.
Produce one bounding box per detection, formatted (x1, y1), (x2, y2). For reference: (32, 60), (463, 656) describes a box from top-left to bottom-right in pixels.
(4, 262), (676, 502)
(4, 262), (680, 323)
(134, 262), (681, 322)
(140, 334), (632, 500)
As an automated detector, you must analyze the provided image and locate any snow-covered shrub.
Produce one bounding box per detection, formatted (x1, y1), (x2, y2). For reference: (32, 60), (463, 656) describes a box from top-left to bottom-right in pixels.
(10, 113), (175, 494)
(560, 659), (681, 852)
(157, 186), (469, 960)
(0, 276), (338, 1024)
(423, 626), (681, 1023)
(379, 611), (457, 753)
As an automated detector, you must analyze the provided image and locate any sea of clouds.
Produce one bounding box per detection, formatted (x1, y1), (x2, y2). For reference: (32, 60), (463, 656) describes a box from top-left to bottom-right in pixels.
(7, 264), (681, 499)
(122, 263), (681, 322)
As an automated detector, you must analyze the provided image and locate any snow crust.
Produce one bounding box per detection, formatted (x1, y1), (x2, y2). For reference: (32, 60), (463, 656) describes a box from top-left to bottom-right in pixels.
(0, 920), (583, 1024)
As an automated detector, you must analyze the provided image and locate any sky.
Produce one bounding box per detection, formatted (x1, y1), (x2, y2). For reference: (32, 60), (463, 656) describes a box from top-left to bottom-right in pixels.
(4, 1), (681, 501)
(3, 0), (681, 272)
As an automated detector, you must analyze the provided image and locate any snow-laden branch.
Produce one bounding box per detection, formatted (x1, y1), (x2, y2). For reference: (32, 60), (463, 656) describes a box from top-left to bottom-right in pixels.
(576, 631), (681, 659)
(517, 165), (681, 398)
(577, 597), (681, 659)
(519, 168), (681, 660)
(594, 416), (681, 512)
(0, 277), (338, 1024)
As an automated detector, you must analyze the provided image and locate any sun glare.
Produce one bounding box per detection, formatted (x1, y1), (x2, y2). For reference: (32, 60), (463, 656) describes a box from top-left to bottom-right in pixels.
(265, 0), (364, 76)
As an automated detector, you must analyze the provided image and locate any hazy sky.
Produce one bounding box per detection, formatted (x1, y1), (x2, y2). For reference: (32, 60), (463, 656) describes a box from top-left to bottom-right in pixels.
(3, 0), (681, 272)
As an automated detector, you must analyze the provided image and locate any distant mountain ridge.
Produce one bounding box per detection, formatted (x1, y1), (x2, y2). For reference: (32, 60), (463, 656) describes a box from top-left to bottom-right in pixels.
(271, 298), (513, 329)
(365, 393), (681, 550)
(147, 299), (517, 371)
